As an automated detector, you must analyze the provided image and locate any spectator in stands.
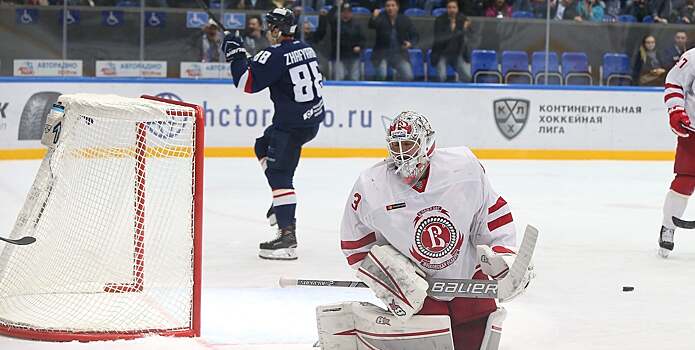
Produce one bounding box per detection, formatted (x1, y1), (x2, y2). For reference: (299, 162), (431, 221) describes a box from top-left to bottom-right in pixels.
(432, 0), (472, 82)
(368, 0), (419, 81)
(314, 2), (366, 80)
(625, 0), (650, 21)
(660, 31), (688, 71)
(513, 0), (549, 18)
(551, 0), (581, 20)
(201, 19), (224, 63)
(650, 0), (685, 23)
(680, 0), (695, 23)
(461, 0), (487, 16)
(243, 15), (270, 57)
(485, 0), (513, 17)
(632, 34), (666, 86)
(351, 0), (381, 11)
(577, 0), (605, 21)
(603, 0), (621, 17)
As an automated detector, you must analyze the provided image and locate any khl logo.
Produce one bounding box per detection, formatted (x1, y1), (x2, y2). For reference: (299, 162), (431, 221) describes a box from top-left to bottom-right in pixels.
(146, 92), (188, 140)
(0, 102), (7, 119)
(493, 98), (530, 140)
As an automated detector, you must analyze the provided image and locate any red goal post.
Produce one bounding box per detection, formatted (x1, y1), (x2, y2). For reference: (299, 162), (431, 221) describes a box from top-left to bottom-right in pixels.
(0, 94), (204, 341)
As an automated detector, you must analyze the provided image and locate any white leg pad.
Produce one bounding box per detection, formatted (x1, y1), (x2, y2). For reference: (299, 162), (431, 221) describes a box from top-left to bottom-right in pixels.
(480, 307), (507, 350)
(316, 302), (454, 350)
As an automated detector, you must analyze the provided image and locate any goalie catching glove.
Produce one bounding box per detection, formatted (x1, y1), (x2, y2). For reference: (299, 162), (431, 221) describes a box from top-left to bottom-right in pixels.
(477, 245), (534, 303)
(356, 245), (429, 321)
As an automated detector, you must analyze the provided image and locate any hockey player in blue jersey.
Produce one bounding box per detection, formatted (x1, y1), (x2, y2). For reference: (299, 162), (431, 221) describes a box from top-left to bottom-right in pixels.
(223, 8), (325, 260)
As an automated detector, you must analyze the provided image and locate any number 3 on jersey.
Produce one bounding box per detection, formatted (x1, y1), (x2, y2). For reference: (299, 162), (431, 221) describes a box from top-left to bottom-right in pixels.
(289, 61), (323, 103)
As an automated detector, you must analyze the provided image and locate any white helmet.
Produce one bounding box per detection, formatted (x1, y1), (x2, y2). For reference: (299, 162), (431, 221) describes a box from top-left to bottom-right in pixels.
(385, 111), (435, 185)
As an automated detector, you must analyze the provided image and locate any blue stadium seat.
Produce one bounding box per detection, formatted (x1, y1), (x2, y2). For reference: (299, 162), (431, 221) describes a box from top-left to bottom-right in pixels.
(642, 15), (654, 23)
(618, 14), (637, 22)
(562, 52), (593, 85)
(362, 48), (376, 80)
(602, 53), (632, 86)
(511, 11), (534, 18)
(425, 49), (456, 81)
(361, 49), (393, 80)
(532, 51), (562, 85)
(409, 49), (426, 81)
(303, 6), (317, 13)
(432, 7), (447, 17)
(322, 5), (333, 12)
(352, 6), (371, 14)
(116, 0), (138, 6)
(471, 50), (501, 84)
(404, 8), (427, 16)
(502, 51), (532, 84)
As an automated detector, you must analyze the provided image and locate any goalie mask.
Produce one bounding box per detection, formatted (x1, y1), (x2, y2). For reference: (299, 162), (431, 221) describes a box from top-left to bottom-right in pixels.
(386, 111), (435, 185)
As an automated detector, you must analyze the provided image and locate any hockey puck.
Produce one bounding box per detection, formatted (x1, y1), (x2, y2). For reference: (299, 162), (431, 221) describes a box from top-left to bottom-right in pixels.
(622, 286), (634, 292)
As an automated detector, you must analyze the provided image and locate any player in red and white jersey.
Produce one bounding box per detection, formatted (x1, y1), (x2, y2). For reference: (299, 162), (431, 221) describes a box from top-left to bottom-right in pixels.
(314, 111), (533, 350)
(660, 48), (695, 258)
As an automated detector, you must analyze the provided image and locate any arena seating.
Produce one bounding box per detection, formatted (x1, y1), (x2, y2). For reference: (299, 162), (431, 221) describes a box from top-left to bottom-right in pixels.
(532, 51), (562, 85)
(472, 50), (502, 84)
(431, 7), (447, 17)
(562, 52), (593, 85)
(601, 53), (632, 86)
(501, 50), (532, 84)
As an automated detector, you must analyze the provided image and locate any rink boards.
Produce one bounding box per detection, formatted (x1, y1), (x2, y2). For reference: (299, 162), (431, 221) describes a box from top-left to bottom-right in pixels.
(0, 78), (674, 160)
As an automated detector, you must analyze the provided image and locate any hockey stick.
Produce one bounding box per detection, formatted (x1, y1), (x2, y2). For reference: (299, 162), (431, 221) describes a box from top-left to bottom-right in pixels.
(673, 216), (695, 229)
(682, 123), (695, 133)
(0, 236), (36, 245)
(281, 225), (539, 299)
(193, 0), (228, 32)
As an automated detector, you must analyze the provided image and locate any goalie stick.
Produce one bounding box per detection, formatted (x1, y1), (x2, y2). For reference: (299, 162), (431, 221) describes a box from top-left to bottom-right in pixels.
(0, 236), (36, 245)
(673, 216), (695, 229)
(281, 225), (539, 299)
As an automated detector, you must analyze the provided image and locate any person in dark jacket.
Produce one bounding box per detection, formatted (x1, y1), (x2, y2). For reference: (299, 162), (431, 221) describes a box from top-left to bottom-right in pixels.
(431, 0), (472, 82)
(625, 0), (650, 22)
(551, 0), (581, 20)
(368, 0), (419, 81)
(314, 2), (366, 80)
(660, 31), (688, 71)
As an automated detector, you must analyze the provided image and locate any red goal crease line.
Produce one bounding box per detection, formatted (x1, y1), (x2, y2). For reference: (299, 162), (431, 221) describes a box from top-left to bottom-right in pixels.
(0, 147), (676, 161)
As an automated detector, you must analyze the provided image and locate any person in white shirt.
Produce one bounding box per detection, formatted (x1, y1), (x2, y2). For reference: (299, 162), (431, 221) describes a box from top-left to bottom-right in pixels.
(315, 111), (533, 350)
(660, 48), (695, 257)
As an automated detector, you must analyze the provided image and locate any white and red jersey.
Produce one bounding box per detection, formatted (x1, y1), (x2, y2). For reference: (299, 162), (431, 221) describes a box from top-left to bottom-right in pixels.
(340, 147), (516, 299)
(665, 47), (695, 120)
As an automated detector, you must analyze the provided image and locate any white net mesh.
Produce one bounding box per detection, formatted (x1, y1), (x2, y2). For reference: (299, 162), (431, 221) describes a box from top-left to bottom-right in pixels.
(0, 94), (200, 338)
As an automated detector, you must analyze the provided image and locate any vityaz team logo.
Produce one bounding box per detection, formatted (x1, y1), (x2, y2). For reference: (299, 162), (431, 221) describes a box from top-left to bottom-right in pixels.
(409, 206), (462, 270)
(493, 98), (530, 140)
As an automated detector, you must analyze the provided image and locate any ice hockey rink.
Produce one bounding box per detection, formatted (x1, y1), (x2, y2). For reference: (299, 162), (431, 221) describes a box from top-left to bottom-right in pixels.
(1, 156), (695, 350)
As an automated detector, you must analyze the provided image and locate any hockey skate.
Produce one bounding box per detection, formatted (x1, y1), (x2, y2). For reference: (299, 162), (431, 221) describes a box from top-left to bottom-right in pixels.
(266, 205), (277, 227)
(658, 225), (675, 258)
(259, 224), (297, 260)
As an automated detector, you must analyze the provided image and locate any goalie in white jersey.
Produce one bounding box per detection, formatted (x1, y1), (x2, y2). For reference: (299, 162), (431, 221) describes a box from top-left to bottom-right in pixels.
(315, 111), (533, 350)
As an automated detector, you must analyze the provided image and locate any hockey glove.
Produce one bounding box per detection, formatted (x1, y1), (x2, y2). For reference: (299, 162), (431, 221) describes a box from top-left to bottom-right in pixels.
(669, 106), (691, 138)
(222, 33), (247, 63)
(356, 245), (428, 321)
(477, 245), (534, 303)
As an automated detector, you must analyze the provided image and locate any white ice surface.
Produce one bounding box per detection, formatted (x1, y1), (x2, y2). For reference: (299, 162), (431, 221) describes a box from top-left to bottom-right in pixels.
(1, 157), (695, 349)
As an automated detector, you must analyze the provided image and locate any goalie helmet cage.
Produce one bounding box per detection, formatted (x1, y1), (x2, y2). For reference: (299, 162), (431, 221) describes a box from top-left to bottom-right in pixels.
(0, 94), (203, 342)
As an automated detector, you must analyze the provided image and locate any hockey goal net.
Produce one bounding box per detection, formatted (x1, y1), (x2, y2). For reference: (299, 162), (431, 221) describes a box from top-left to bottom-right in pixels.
(0, 94), (203, 341)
